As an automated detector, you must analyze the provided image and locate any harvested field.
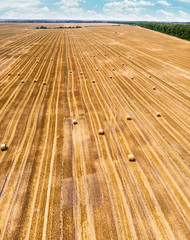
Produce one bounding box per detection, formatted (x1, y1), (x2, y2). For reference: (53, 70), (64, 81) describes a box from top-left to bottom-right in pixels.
(0, 24), (190, 240)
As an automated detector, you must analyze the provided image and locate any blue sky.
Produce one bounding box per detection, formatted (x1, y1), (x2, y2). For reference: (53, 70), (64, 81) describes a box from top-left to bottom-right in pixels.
(0, 0), (189, 21)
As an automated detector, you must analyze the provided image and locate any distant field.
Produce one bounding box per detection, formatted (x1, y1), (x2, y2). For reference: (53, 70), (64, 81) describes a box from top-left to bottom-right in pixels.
(0, 24), (190, 239)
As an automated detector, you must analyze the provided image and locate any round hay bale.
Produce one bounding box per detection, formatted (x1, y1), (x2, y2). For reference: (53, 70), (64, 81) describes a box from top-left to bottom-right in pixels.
(99, 129), (104, 135)
(153, 86), (156, 90)
(149, 75), (151, 78)
(34, 79), (37, 82)
(131, 77), (134, 80)
(1, 144), (7, 151)
(122, 63), (125, 66)
(73, 119), (77, 125)
(96, 68), (98, 71)
(8, 73), (11, 76)
(17, 73), (20, 76)
(43, 82), (46, 85)
(80, 72), (83, 75)
(156, 112), (161, 117)
(110, 76), (112, 79)
(112, 68), (115, 71)
(127, 115), (132, 120)
(92, 80), (96, 83)
(21, 80), (24, 83)
(70, 70), (73, 73)
(128, 154), (135, 161)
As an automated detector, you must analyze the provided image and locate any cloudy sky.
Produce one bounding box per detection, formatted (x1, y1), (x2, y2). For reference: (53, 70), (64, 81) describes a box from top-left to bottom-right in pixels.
(0, 0), (189, 21)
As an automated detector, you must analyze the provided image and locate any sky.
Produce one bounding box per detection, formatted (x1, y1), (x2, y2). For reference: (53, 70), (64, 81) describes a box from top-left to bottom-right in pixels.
(0, 0), (189, 22)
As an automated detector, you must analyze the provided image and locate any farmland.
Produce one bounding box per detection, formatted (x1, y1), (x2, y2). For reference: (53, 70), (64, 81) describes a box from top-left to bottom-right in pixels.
(0, 24), (190, 239)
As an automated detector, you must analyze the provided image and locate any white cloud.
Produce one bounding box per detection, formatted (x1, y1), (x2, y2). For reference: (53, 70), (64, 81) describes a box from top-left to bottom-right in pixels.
(55, 0), (87, 17)
(60, 6), (83, 13)
(157, 9), (174, 18)
(0, 0), (42, 11)
(179, 10), (188, 17)
(157, 1), (170, 6)
(55, 0), (85, 7)
(103, 0), (153, 14)
(1, 7), (51, 19)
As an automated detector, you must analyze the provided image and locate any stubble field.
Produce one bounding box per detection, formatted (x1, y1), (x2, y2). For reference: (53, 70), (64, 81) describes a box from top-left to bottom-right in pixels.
(0, 23), (190, 240)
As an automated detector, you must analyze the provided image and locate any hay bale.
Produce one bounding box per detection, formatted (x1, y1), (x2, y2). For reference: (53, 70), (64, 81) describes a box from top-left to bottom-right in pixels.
(43, 82), (46, 85)
(122, 63), (125, 66)
(80, 72), (83, 75)
(34, 79), (37, 82)
(8, 73), (11, 76)
(153, 86), (156, 90)
(127, 115), (132, 120)
(70, 70), (73, 73)
(92, 80), (96, 83)
(21, 80), (24, 83)
(156, 112), (161, 117)
(17, 73), (20, 76)
(1, 144), (7, 151)
(149, 75), (151, 78)
(110, 76), (112, 79)
(96, 68), (98, 71)
(112, 68), (115, 71)
(73, 119), (77, 125)
(128, 154), (135, 161)
(99, 129), (104, 135)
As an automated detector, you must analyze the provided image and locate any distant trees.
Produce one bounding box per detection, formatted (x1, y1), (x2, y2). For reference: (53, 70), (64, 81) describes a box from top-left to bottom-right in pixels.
(35, 26), (82, 29)
(137, 22), (190, 41)
(35, 26), (47, 29)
